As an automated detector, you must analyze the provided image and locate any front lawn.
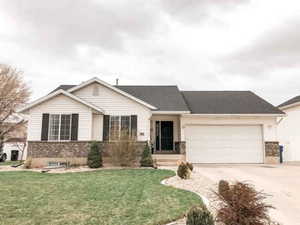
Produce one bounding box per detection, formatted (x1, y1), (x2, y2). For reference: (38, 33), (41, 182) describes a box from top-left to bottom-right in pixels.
(0, 160), (23, 166)
(0, 169), (202, 225)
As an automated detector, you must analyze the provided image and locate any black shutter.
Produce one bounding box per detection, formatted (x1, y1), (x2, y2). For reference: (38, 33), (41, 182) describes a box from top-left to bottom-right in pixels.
(71, 114), (79, 141)
(103, 115), (110, 141)
(41, 113), (49, 141)
(131, 115), (137, 139)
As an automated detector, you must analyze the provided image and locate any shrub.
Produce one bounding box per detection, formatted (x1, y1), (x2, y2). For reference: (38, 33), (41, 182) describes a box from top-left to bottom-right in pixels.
(177, 162), (191, 179)
(110, 131), (139, 167)
(140, 144), (154, 167)
(186, 162), (194, 171)
(186, 205), (215, 225)
(218, 180), (230, 201)
(215, 181), (274, 225)
(24, 157), (32, 169)
(87, 141), (102, 168)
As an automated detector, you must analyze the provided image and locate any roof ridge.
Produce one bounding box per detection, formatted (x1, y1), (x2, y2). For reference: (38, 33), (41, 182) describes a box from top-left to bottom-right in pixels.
(181, 90), (252, 92)
(180, 91), (191, 112)
(115, 85), (179, 87)
(278, 95), (300, 108)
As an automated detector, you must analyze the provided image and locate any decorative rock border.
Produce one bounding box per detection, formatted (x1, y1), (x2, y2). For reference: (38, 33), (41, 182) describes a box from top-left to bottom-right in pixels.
(161, 174), (213, 225)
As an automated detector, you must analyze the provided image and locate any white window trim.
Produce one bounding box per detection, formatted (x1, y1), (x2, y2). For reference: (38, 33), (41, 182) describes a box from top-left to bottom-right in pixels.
(109, 115), (132, 141)
(48, 114), (72, 141)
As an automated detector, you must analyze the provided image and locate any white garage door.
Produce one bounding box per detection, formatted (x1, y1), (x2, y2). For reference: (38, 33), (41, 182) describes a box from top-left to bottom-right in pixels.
(186, 125), (263, 163)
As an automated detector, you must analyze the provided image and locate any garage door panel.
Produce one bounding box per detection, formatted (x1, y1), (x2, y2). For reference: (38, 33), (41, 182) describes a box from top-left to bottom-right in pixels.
(186, 125), (263, 163)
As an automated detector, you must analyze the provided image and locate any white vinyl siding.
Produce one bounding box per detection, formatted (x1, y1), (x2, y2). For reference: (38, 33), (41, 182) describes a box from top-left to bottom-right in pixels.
(27, 94), (92, 141)
(92, 114), (103, 141)
(73, 83), (151, 141)
(180, 116), (277, 142)
(278, 105), (300, 161)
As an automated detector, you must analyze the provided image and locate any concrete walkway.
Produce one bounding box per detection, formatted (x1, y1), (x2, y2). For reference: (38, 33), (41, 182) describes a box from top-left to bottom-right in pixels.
(190, 164), (300, 225)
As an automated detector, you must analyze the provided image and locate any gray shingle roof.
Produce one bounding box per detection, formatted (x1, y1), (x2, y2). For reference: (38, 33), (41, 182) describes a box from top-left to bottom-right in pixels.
(51, 84), (189, 111)
(278, 96), (300, 108)
(181, 91), (284, 114)
(115, 86), (190, 111)
(51, 85), (76, 93)
(50, 84), (283, 114)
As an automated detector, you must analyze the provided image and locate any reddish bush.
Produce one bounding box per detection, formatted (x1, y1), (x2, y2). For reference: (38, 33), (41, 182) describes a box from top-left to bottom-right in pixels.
(218, 180), (230, 201)
(215, 181), (274, 225)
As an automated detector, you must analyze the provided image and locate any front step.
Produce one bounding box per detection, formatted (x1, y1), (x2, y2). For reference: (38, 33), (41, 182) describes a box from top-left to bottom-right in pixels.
(152, 154), (185, 166)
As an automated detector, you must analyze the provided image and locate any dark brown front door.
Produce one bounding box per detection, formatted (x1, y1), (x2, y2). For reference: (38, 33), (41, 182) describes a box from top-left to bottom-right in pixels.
(155, 121), (173, 151)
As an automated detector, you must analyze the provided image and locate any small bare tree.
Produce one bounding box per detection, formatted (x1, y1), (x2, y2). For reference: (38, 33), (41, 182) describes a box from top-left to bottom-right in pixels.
(0, 65), (30, 158)
(110, 130), (139, 167)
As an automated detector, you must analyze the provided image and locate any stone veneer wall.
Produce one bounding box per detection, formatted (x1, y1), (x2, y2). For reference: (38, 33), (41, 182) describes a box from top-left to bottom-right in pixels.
(174, 141), (186, 154)
(27, 141), (147, 167)
(265, 141), (280, 164)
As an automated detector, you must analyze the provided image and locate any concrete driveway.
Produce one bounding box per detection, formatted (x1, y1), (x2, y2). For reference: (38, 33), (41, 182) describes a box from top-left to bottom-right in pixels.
(193, 164), (300, 225)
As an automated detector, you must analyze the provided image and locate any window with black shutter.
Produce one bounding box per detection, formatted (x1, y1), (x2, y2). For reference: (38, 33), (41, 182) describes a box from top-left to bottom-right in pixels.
(42, 113), (79, 141)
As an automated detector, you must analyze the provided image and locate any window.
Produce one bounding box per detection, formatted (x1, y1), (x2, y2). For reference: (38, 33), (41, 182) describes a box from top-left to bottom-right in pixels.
(121, 116), (130, 139)
(49, 114), (60, 140)
(109, 116), (132, 140)
(60, 114), (71, 140)
(110, 116), (120, 140)
(48, 114), (72, 141)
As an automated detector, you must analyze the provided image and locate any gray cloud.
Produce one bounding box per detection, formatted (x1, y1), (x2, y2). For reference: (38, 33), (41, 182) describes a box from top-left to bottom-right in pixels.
(161, 0), (249, 24)
(0, 0), (299, 107)
(214, 19), (300, 105)
(1, 0), (249, 57)
(218, 20), (300, 75)
(1, 0), (162, 55)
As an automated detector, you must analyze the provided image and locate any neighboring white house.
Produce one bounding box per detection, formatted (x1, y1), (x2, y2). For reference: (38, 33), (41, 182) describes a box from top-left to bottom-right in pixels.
(18, 77), (284, 167)
(3, 140), (27, 161)
(2, 114), (28, 162)
(278, 96), (300, 162)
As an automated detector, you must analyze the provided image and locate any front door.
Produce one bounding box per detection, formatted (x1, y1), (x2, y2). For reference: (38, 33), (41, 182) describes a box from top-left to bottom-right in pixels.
(156, 121), (173, 151)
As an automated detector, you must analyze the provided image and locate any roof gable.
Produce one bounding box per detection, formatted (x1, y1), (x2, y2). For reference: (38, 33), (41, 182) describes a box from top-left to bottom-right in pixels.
(67, 77), (157, 110)
(18, 89), (105, 113)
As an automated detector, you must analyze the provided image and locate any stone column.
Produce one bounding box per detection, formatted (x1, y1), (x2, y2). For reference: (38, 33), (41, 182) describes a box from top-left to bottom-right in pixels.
(265, 141), (280, 164)
(174, 141), (186, 154)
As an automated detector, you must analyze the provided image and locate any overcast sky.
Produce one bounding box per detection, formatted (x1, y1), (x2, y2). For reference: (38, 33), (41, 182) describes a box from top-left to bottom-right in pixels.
(1, 0), (300, 105)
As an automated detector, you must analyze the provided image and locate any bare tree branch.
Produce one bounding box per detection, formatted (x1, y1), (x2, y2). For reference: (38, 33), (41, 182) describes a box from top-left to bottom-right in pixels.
(0, 64), (30, 153)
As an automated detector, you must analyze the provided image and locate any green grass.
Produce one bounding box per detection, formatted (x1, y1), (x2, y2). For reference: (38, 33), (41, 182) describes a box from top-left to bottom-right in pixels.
(0, 160), (23, 166)
(0, 169), (202, 225)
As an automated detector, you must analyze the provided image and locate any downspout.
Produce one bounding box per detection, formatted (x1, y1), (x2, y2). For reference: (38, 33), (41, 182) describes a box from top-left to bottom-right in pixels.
(275, 114), (285, 153)
(277, 117), (284, 125)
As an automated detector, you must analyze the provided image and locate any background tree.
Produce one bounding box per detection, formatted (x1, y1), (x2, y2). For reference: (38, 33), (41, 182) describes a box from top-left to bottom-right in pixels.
(0, 65), (30, 158)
